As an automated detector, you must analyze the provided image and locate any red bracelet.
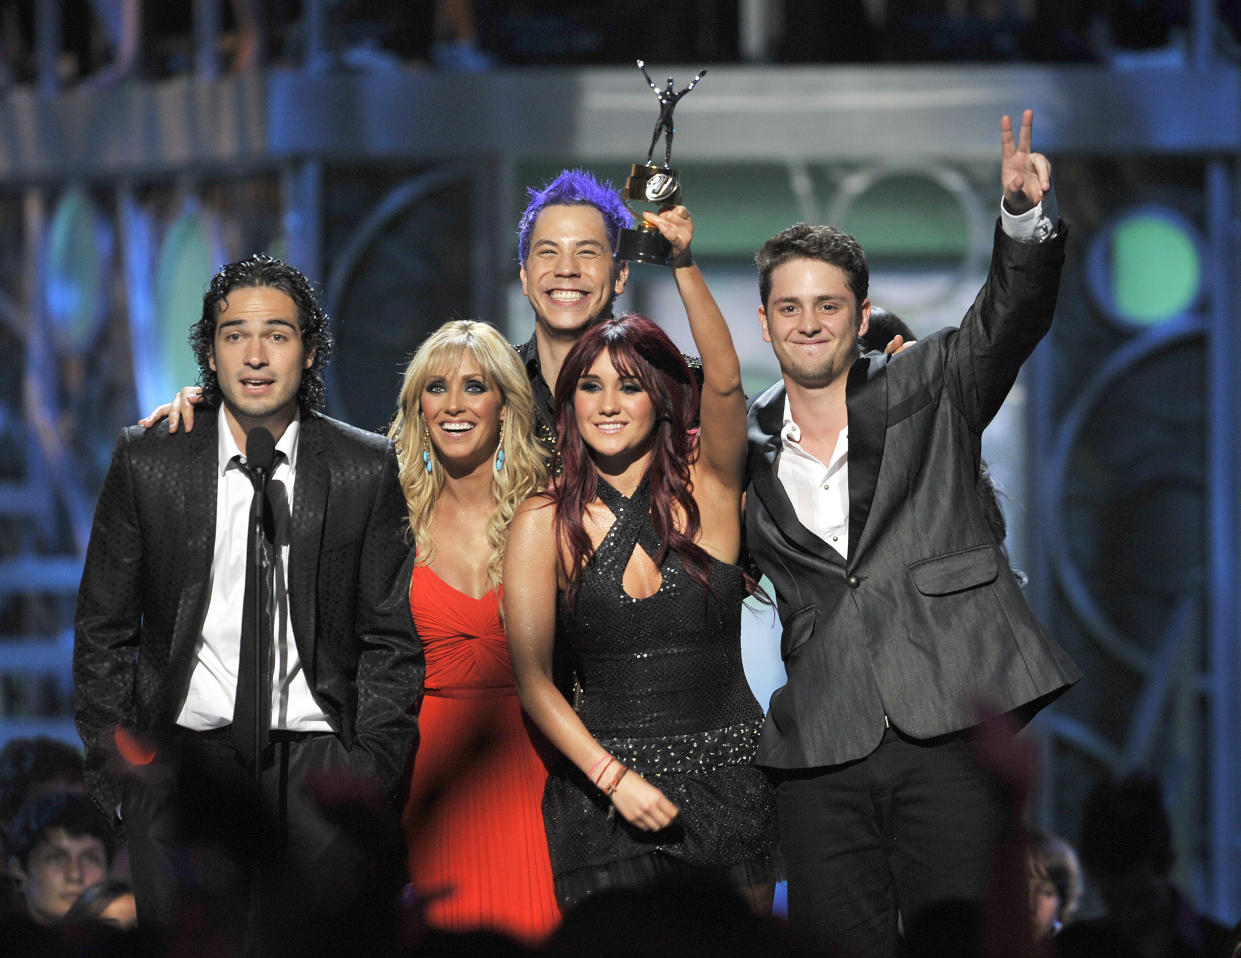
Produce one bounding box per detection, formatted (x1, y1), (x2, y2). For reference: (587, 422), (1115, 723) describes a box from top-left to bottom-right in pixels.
(604, 765), (629, 797)
(593, 758), (615, 788)
(587, 755), (610, 782)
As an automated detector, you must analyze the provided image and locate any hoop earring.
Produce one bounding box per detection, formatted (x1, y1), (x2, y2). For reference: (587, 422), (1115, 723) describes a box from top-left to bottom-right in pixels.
(422, 424), (433, 474)
(494, 421), (505, 473)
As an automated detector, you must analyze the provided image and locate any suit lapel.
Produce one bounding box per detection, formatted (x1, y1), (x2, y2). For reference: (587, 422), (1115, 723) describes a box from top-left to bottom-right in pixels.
(846, 353), (888, 559)
(290, 413), (328, 661)
(747, 382), (842, 565)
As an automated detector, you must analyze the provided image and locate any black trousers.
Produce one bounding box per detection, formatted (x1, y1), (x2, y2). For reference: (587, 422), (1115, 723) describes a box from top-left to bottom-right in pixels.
(771, 725), (1003, 958)
(123, 729), (368, 950)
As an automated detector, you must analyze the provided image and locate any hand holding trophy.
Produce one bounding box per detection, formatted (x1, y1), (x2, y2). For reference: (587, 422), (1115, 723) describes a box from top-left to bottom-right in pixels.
(616, 60), (708, 266)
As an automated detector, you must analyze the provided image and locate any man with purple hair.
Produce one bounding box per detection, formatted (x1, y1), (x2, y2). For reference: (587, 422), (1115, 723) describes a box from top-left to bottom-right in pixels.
(514, 168), (640, 453)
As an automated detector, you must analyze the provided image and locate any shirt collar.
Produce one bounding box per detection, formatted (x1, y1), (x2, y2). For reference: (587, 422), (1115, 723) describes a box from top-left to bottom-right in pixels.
(779, 395), (802, 444)
(780, 395), (847, 448)
(517, 332), (541, 378)
(217, 407), (301, 476)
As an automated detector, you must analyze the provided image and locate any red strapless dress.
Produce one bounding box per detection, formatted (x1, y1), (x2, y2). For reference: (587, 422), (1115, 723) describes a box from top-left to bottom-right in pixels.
(402, 563), (559, 944)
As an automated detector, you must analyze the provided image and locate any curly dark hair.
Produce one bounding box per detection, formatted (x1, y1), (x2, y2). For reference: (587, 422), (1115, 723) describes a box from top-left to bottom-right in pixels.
(189, 254), (334, 411)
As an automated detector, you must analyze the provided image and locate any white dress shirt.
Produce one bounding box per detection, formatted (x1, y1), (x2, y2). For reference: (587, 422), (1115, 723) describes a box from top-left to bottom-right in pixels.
(176, 408), (331, 732)
(774, 194), (1058, 561)
(777, 404), (851, 559)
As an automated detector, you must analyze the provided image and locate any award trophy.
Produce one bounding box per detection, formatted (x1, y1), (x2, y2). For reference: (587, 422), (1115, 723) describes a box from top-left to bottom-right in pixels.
(615, 60), (708, 266)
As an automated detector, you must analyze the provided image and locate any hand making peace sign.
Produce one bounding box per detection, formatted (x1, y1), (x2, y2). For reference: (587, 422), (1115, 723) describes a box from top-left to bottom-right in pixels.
(1000, 109), (1052, 216)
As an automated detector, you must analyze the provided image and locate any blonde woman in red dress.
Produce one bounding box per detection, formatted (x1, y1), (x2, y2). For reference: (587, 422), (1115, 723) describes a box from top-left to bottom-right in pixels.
(387, 320), (555, 943)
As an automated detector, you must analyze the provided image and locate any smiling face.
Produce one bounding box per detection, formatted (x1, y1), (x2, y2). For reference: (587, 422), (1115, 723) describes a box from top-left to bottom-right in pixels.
(520, 204), (629, 341)
(15, 828), (108, 926)
(573, 351), (656, 465)
(759, 257), (869, 391)
(420, 350), (505, 473)
(209, 285), (314, 448)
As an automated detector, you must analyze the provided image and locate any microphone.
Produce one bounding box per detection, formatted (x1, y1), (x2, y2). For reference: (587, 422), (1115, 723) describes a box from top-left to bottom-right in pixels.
(245, 427), (276, 479)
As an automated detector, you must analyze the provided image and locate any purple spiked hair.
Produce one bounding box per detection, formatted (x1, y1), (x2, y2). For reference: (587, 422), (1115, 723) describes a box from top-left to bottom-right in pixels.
(516, 169), (633, 264)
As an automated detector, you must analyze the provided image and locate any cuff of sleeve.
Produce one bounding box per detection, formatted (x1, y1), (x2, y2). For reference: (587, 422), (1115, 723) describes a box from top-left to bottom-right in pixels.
(1000, 184), (1059, 243)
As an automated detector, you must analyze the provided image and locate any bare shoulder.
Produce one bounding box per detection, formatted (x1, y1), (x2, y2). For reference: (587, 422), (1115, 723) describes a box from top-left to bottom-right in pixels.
(511, 493), (557, 536)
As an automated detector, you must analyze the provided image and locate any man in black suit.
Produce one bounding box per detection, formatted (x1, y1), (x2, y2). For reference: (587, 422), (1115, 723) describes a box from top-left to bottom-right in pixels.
(74, 255), (422, 936)
(744, 112), (1081, 956)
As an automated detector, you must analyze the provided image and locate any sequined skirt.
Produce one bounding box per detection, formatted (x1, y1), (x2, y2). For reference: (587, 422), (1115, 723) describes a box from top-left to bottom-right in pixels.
(542, 719), (780, 906)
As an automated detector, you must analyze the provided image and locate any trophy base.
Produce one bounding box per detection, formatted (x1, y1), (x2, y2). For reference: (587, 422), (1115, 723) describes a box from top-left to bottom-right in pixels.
(616, 226), (672, 266)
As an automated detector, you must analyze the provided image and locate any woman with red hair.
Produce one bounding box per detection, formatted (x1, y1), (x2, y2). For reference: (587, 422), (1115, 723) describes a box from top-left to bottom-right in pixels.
(503, 207), (778, 912)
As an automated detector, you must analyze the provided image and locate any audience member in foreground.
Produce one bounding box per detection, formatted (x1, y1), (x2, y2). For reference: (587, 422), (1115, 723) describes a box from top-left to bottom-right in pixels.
(5, 790), (113, 927)
(1055, 773), (1230, 958)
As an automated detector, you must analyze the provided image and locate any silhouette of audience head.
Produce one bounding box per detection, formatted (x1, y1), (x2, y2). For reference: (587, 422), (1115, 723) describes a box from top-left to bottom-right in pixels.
(1077, 772), (1174, 923)
(543, 875), (797, 958)
(0, 738), (84, 864)
(0, 738), (84, 825)
(1056, 773), (1230, 957)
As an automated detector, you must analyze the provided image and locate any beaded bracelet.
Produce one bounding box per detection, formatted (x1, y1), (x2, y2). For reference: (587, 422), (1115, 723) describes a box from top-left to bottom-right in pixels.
(604, 765), (629, 797)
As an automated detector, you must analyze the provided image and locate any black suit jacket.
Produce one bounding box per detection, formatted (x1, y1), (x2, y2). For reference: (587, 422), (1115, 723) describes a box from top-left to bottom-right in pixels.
(74, 410), (423, 813)
(745, 223), (1081, 770)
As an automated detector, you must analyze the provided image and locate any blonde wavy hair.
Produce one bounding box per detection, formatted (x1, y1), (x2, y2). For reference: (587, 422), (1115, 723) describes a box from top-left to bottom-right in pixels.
(388, 320), (547, 589)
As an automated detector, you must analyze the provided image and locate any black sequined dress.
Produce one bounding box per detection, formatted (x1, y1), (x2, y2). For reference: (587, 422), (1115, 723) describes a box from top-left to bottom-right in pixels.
(543, 476), (779, 905)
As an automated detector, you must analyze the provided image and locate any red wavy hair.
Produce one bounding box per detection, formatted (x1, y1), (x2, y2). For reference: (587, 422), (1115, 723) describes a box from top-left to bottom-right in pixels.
(551, 315), (712, 607)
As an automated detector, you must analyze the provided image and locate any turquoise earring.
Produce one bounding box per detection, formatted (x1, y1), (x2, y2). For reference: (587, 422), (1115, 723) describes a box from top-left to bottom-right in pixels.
(422, 424), (433, 474)
(494, 421), (505, 473)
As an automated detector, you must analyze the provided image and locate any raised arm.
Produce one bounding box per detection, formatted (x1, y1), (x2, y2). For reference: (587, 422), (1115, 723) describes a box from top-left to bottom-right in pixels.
(644, 206), (747, 490)
(637, 59), (658, 95)
(946, 109), (1067, 431)
(680, 68), (707, 97)
(503, 498), (679, 831)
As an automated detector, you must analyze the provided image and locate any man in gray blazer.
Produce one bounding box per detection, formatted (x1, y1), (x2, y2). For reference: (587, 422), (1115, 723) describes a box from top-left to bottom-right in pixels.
(75, 255), (422, 938)
(744, 111), (1080, 956)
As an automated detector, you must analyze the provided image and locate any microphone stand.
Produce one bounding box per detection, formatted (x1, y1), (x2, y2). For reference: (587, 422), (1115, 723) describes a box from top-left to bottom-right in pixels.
(243, 427), (274, 958)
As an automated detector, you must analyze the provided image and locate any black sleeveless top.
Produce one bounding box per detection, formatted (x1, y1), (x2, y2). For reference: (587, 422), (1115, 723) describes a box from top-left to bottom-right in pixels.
(542, 476), (778, 903)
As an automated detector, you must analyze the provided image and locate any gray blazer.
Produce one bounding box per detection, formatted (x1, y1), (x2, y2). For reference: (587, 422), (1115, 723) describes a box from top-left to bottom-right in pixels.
(745, 222), (1081, 770)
